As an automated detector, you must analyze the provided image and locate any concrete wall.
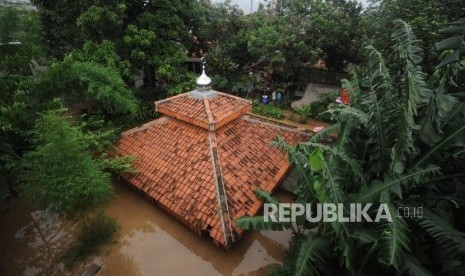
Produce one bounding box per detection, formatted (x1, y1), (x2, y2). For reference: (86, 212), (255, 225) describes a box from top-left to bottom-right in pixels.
(291, 83), (340, 109)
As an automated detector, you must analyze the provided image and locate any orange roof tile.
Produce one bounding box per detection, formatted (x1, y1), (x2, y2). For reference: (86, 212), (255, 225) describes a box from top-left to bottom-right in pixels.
(117, 91), (310, 248)
(155, 92), (251, 131)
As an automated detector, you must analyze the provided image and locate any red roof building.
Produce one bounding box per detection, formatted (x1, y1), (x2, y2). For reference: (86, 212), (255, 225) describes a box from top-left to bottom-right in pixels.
(116, 64), (310, 248)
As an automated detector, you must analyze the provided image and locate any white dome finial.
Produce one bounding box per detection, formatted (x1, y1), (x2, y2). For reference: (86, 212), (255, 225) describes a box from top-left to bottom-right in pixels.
(196, 57), (211, 90)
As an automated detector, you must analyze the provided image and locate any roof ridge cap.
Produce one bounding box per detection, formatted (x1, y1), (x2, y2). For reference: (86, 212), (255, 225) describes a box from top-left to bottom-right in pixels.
(207, 132), (235, 247)
(203, 97), (216, 129)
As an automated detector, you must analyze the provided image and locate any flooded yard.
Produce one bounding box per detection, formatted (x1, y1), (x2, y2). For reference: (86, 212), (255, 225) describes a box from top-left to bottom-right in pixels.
(0, 179), (294, 275)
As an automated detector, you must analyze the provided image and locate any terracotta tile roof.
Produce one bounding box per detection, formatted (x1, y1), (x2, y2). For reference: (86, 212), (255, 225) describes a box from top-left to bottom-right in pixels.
(155, 92), (251, 131)
(117, 91), (310, 248)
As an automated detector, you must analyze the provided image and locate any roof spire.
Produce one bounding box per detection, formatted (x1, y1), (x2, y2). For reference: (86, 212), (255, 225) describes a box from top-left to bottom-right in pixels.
(196, 57), (212, 91)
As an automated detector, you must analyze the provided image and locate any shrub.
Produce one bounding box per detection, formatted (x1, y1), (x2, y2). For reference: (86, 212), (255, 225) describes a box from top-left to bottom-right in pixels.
(294, 92), (339, 122)
(21, 110), (113, 216)
(252, 99), (284, 119)
(62, 212), (118, 268)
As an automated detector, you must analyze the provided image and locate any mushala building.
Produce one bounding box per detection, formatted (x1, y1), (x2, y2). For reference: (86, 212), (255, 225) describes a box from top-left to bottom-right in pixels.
(116, 64), (310, 248)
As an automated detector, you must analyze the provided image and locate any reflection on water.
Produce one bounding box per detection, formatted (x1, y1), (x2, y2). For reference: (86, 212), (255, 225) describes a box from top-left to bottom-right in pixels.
(0, 199), (79, 275)
(0, 179), (294, 275)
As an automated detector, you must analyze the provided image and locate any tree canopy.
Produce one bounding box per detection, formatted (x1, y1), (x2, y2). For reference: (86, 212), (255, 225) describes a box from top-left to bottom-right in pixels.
(21, 110), (113, 216)
(1, 0), (465, 272)
(237, 18), (465, 275)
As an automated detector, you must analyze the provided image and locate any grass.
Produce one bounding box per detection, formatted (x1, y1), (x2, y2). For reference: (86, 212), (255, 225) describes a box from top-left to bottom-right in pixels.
(62, 212), (118, 268)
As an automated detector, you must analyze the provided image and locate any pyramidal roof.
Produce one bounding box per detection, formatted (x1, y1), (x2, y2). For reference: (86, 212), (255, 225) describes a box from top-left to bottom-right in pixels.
(156, 92), (251, 131)
(116, 66), (311, 248)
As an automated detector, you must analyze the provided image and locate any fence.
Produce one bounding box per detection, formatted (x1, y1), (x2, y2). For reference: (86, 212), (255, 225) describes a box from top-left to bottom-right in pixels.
(298, 67), (347, 86)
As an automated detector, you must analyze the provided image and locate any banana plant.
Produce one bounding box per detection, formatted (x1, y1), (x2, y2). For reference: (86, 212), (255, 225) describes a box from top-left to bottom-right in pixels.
(236, 19), (465, 275)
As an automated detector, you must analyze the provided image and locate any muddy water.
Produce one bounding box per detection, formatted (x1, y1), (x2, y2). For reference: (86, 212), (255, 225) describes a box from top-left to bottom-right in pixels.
(0, 179), (295, 276)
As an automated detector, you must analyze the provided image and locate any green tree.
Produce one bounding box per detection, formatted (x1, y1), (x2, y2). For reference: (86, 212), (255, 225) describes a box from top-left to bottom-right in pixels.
(0, 6), (45, 73)
(190, 1), (248, 70)
(31, 0), (90, 57)
(18, 111), (132, 268)
(69, 40), (133, 80)
(39, 59), (138, 116)
(275, 0), (364, 71)
(0, 6), (48, 199)
(21, 110), (113, 216)
(76, 3), (127, 43)
(32, 0), (194, 87)
(362, 0), (464, 73)
(238, 19), (465, 275)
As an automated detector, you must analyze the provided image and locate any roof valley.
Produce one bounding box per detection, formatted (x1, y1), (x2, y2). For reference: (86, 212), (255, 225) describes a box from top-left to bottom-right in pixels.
(207, 131), (235, 247)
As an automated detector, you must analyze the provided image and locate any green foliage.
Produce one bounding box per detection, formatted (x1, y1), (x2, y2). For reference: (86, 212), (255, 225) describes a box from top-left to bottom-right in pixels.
(294, 234), (331, 276)
(163, 71), (197, 96)
(20, 110), (114, 216)
(76, 4), (126, 43)
(362, 0), (464, 73)
(190, 0), (363, 92)
(295, 92), (339, 122)
(191, 1), (247, 73)
(0, 6), (20, 43)
(236, 190), (297, 232)
(40, 59), (138, 116)
(31, 0), (194, 92)
(295, 105), (312, 119)
(69, 40), (133, 80)
(62, 212), (118, 268)
(251, 99), (284, 119)
(0, 6), (45, 73)
(237, 19), (465, 274)
(236, 216), (290, 231)
(276, 0), (364, 71)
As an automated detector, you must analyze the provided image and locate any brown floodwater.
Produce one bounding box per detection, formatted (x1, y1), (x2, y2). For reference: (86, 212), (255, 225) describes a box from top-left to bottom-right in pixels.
(0, 179), (295, 276)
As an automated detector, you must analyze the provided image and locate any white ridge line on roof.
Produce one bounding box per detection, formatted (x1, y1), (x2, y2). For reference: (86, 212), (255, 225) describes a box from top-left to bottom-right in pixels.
(207, 132), (228, 246)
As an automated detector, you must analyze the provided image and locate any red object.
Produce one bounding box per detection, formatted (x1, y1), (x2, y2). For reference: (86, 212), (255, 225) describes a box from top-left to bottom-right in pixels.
(340, 88), (350, 104)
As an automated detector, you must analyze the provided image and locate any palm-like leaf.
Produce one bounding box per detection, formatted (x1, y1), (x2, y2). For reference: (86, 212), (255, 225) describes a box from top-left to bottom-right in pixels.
(418, 208), (465, 256)
(389, 19), (433, 174)
(376, 203), (410, 270)
(309, 122), (340, 143)
(354, 165), (440, 202)
(400, 254), (433, 276)
(262, 19), (465, 275)
(414, 123), (465, 167)
(254, 189), (280, 205)
(235, 216), (290, 231)
(435, 19), (465, 69)
(300, 141), (364, 184)
(294, 234), (330, 276)
(362, 46), (395, 175)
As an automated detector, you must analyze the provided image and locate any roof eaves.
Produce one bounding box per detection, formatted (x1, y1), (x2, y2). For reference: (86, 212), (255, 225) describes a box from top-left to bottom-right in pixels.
(217, 92), (252, 105)
(121, 116), (171, 137)
(154, 93), (188, 109)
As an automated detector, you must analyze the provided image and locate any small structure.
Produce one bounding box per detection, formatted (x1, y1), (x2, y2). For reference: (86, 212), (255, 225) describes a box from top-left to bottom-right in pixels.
(116, 61), (310, 248)
(291, 66), (348, 109)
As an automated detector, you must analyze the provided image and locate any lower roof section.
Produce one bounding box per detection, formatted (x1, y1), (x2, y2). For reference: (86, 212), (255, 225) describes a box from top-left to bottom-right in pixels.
(116, 115), (310, 248)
